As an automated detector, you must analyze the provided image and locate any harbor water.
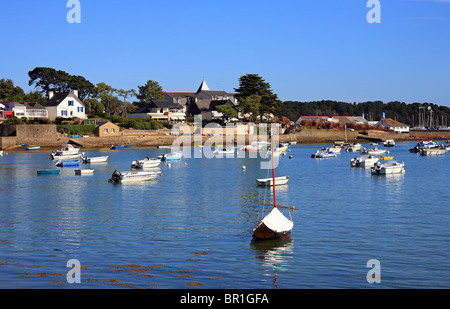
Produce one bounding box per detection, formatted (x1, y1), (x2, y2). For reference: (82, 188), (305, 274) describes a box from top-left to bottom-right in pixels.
(0, 141), (449, 288)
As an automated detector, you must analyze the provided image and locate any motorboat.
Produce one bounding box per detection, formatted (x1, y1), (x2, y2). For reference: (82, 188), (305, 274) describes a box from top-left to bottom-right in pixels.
(383, 140), (395, 147)
(327, 146), (341, 153)
(371, 161), (405, 175)
(75, 169), (94, 175)
(361, 147), (389, 155)
(350, 155), (379, 167)
(55, 159), (80, 167)
(256, 176), (290, 186)
(82, 155), (109, 163)
(420, 148), (446, 156)
(275, 143), (289, 152)
(26, 146), (40, 150)
(214, 147), (235, 155)
(50, 144), (80, 159)
(346, 143), (362, 152)
(311, 149), (336, 158)
(109, 170), (162, 183)
(158, 152), (182, 161)
(131, 157), (161, 168)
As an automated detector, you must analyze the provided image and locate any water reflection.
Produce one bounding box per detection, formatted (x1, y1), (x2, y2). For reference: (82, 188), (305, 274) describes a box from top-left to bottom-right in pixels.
(250, 239), (294, 288)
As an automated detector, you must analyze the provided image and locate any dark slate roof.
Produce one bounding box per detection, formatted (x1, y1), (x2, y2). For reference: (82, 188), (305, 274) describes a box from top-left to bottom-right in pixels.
(165, 92), (195, 98)
(46, 91), (84, 107)
(24, 102), (46, 110)
(134, 101), (182, 113)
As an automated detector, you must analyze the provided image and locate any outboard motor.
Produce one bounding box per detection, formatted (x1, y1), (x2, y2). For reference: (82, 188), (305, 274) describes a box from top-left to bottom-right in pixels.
(109, 170), (122, 183)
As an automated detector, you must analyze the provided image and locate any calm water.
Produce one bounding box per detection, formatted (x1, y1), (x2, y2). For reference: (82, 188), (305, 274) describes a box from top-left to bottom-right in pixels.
(0, 141), (449, 289)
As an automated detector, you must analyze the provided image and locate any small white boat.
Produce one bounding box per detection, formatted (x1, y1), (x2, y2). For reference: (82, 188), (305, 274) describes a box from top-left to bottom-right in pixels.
(214, 147), (235, 155)
(256, 176), (290, 186)
(158, 152), (182, 161)
(0, 150), (3, 156)
(312, 150), (336, 158)
(350, 155), (379, 167)
(383, 140), (395, 147)
(371, 161), (405, 175)
(420, 148), (446, 156)
(361, 147), (389, 155)
(265, 149), (281, 157)
(327, 146), (341, 153)
(50, 144), (80, 159)
(26, 146), (40, 150)
(275, 143), (288, 152)
(50, 153), (83, 160)
(131, 157), (161, 168)
(82, 155), (109, 163)
(346, 143), (362, 152)
(75, 169), (94, 175)
(109, 170), (162, 183)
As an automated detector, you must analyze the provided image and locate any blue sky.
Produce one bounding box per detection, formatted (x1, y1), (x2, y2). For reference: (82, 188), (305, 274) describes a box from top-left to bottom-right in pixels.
(0, 0), (449, 106)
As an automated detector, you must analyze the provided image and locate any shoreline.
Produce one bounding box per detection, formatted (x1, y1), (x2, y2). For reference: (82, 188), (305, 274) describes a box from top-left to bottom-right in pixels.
(2, 129), (449, 151)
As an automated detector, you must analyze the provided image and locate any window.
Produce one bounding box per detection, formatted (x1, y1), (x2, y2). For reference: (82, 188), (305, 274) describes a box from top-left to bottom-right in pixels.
(104, 128), (108, 133)
(111, 128), (115, 133)
(68, 100), (73, 106)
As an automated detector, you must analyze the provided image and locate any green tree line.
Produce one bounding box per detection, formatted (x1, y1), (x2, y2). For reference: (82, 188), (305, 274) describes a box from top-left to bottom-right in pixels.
(280, 100), (450, 127)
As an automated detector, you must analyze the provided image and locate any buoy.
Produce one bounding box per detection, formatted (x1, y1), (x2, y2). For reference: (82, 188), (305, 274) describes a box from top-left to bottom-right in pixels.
(242, 165), (246, 171)
(289, 155), (293, 159)
(168, 163), (171, 167)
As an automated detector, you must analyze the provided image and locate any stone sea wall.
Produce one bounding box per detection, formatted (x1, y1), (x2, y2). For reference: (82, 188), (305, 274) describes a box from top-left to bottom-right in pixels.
(1, 124), (450, 150)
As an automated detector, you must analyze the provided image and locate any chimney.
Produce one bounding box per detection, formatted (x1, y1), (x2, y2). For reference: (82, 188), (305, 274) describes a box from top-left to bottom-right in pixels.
(48, 90), (54, 99)
(73, 90), (79, 98)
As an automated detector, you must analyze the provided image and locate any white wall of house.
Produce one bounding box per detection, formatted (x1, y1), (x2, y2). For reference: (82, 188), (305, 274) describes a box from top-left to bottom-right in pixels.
(47, 93), (86, 121)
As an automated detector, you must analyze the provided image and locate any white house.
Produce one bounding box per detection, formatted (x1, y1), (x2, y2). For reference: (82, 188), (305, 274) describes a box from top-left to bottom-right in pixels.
(45, 90), (86, 121)
(377, 118), (410, 133)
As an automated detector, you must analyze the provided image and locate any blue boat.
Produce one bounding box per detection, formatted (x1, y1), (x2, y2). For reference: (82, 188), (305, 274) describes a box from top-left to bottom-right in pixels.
(124, 145), (134, 148)
(110, 145), (124, 150)
(158, 152), (182, 161)
(37, 169), (60, 175)
(55, 160), (80, 167)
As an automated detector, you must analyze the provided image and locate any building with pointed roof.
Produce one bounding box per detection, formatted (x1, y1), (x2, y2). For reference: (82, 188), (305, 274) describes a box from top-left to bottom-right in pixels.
(377, 118), (410, 133)
(45, 90), (86, 121)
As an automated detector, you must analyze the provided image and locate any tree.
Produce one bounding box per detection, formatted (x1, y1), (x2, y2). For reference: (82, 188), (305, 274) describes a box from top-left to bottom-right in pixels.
(0, 78), (25, 102)
(23, 90), (46, 105)
(136, 80), (164, 108)
(83, 98), (104, 116)
(237, 94), (261, 121)
(67, 75), (96, 100)
(94, 82), (117, 99)
(234, 74), (282, 118)
(101, 94), (122, 116)
(216, 104), (238, 120)
(28, 67), (95, 99)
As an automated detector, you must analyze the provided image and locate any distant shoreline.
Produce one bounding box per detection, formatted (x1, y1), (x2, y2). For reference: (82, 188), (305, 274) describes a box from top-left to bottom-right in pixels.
(2, 129), (449, 152)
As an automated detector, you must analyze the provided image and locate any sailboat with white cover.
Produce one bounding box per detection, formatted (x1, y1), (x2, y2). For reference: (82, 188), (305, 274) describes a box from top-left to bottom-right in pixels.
(251, 130), (293, 240)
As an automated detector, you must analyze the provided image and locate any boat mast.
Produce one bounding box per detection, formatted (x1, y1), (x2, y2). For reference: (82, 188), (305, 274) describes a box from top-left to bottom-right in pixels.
(271, 129), (277, 208)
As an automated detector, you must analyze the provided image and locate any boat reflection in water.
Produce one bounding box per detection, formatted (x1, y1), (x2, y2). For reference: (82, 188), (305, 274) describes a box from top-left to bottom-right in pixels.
(250, 238), (294, 288)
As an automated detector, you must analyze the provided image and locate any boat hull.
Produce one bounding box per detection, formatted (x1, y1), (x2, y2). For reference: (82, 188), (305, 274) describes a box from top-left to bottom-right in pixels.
(83, 156), (109, 163)
(256, 176), (290, 186)
(75, 169), (94, 175)
(371, 163), (405, 174)
(37, 169), (60, 175)
(252, 223), (292, 240)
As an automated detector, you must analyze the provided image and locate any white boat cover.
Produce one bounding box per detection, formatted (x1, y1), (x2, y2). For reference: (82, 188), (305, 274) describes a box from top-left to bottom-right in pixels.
(262, 207), (294, 233)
